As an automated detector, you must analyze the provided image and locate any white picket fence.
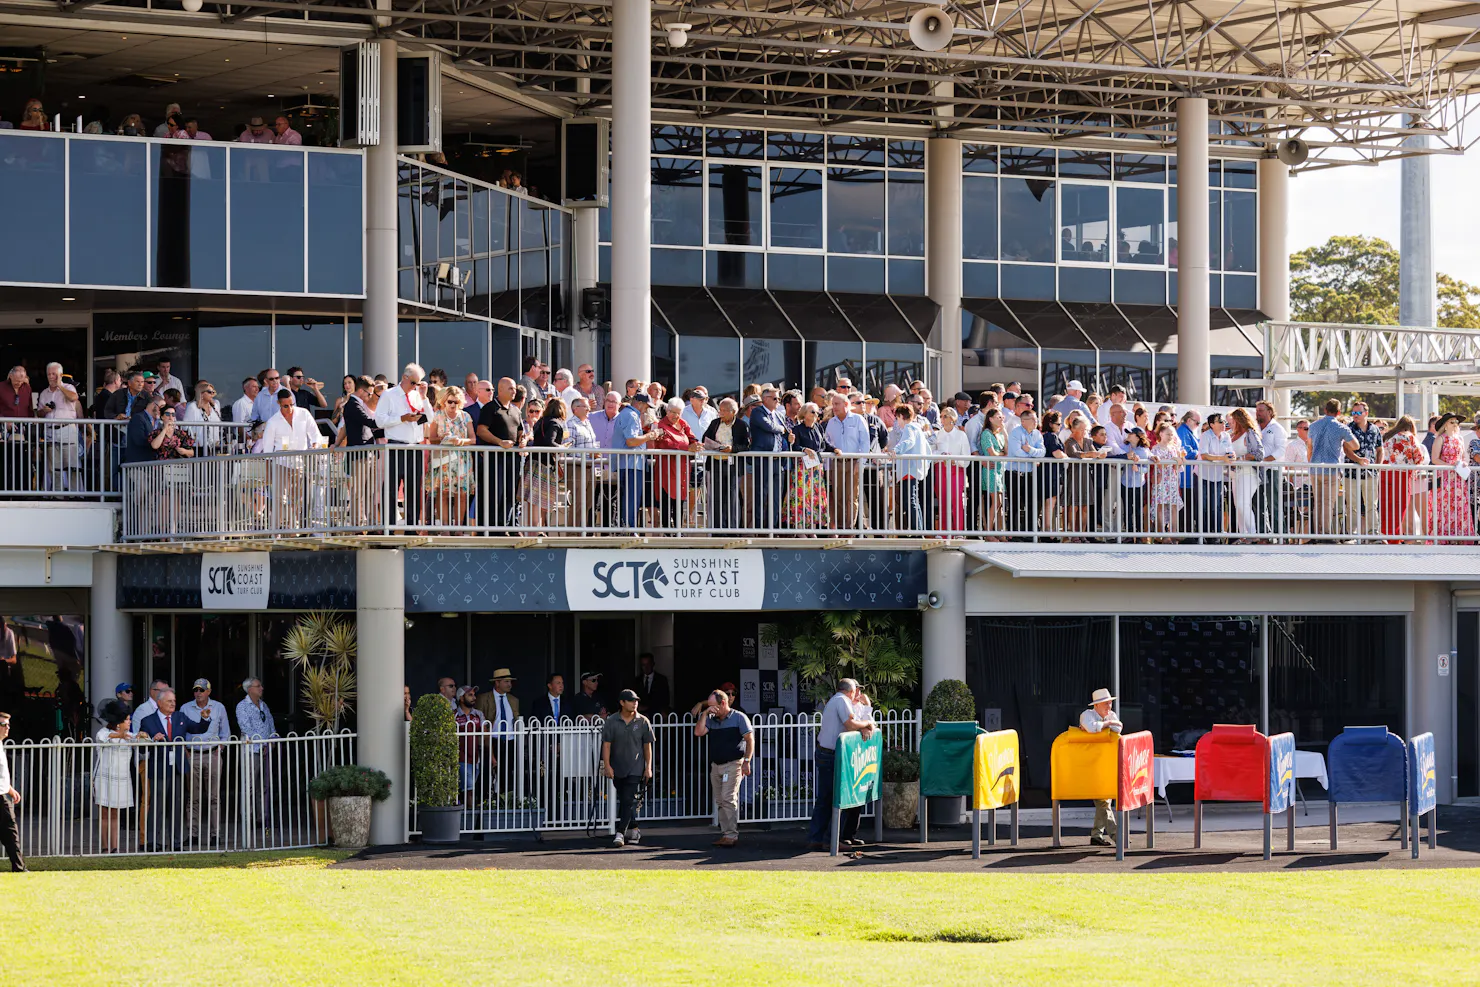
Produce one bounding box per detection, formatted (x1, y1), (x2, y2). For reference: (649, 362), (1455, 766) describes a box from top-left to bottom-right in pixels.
(407, 710), (922, 837)
(2, 730), (355, 858)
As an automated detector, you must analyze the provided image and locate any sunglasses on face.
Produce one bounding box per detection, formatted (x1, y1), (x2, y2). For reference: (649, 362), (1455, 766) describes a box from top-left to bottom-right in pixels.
(192, 688), (206, 693)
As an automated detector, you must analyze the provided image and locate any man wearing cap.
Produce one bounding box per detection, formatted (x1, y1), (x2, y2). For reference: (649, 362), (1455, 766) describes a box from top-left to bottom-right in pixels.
(237, 116), (276, 143)
(694, 688), (754, 847)
(1053, 381), (1091, 420)
(1079, 688), (1123, 847)
(181, 678), (230, 848)
(569, 671), (609, 720)
(454, 686), (490, 806)
(600, 689), (654, 848)
(105, 682), (134, 720)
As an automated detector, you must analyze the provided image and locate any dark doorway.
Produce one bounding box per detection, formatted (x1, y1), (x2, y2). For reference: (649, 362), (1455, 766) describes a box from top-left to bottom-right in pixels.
(1459, 611), (1478, 798)
(576, 616), (636, 709)
(0, 325), (88, 398)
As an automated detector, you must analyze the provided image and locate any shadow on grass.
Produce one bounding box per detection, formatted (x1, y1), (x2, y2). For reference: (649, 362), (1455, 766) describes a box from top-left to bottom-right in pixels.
(28, 849), (349, 872)
(1133, 852), (1243, 869)
(1284, 852), (1387, 868)
(986, 851), (1099, 868)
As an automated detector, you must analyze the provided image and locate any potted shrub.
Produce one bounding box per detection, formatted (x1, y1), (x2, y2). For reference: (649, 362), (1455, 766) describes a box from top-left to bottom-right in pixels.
(881, 749), (920, 829)
(923, 679), (978, 824)
(308, 765), (391, 850)
(409, 693), (461, 844)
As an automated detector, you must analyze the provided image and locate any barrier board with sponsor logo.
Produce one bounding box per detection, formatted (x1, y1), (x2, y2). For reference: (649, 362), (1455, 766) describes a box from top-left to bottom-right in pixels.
(200, 552), (270, 610)
(1409, 732), (1438, 857)
(1049, 727), (1119, 848)
(970, 729), (1021, 855)
(1115, 730), (1157, 860)
(1262, 731), (1298, 860)
(564, 550), (765, 611)
(1327, 726), (1409, 852)
(829, 729), (883, 856)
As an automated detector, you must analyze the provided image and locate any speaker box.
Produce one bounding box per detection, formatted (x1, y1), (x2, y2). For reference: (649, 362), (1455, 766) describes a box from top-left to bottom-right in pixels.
(582, 286), (610, 321)
(562, 117), (610, 207)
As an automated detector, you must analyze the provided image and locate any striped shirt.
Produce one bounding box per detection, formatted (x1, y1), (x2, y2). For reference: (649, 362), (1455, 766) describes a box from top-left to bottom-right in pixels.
(566, 414), (600, 451)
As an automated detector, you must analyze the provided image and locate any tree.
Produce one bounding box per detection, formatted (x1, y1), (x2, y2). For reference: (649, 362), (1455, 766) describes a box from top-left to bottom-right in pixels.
(279, 611), (357, 730)
(763, 611), (922, 711)
(1288, 235), (1480, 417)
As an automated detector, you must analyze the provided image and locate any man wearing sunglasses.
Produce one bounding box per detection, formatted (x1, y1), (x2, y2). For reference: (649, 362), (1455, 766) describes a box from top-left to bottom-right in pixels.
(236, 678), (277, 837)
(181, 678), (230, 848)
(251, 368), (284, 427)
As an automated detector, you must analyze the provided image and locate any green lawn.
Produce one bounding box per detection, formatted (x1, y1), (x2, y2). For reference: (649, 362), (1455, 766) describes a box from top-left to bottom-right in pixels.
(8, 855), (1477, 985)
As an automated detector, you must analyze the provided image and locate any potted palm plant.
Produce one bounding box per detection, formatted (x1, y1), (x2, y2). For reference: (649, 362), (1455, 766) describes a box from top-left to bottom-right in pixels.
(410, 693), (462, 844)
(308, 765), (391, 849)
(280, 611), (358, 840)
(881, 749), (920, 829)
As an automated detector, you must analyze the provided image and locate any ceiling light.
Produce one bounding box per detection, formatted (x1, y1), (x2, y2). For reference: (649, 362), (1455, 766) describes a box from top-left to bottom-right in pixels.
(182, 0), (203, 11)
(224, 58), (230, 62)
(62, 296), (76, 302)
(268, 93), (275, 97)
(77, 94), (85, 99)
(817, 47), (840, 53)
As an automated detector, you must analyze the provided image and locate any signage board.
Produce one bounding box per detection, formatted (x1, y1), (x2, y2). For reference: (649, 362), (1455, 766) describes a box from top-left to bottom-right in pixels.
(1266, 731), (1296, 814)
(1410, 732), (1437, 816)
(973, 729), (1020, 810)
(200, 552), (270, 610)
(1117, 730), (1156, 812)
(564, 549), (764, 611)
(834, 730), (882, 810)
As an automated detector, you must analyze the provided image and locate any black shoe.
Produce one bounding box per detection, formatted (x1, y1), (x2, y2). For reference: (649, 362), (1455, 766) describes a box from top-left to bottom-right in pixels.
(1090, 836), (1115, 848)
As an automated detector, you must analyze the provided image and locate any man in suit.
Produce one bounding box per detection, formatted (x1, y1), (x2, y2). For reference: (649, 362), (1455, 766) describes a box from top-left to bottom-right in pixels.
(528, 673), (566, 722)
(123, 395), (162, 464)
(136, 687), (211, 851)
(627, 653), (670, 716)
(476, 668), (520, 729)
(748, 386), (792, 529)
(476, 378), (522, 530)
(527, 673), (568, 807)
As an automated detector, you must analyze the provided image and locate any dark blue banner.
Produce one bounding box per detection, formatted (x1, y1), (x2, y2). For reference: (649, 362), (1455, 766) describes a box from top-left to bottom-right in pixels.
(1410, 732), (1437, 816)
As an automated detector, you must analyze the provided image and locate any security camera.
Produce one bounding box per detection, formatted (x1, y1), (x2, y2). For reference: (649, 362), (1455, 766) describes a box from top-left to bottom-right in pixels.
(35, 317), (44, 325)
(667, 22), (691, 47)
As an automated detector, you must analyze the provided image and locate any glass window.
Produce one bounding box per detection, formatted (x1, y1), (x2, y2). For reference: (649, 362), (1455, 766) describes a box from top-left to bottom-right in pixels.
(769, 167), (823, 249)
(678, 335), (740, 398)
(888, 259), (925, 295)
(962, 175), (998, 260)
(1209, 160), (1223, 187)
(767, 131), (824, 162)
(707, 250), (764, 288)
(807, 341), (864, 391)
(1166, 188), (1222, 271)
(438, 178), (465, 263)
(1000, 178), (1055, 263)
(888, 140), (925, 169)
(1059, 266), (1111, 303)
(827, 134), (885, 166)
(519, 198), (547, 250)
(1116, 186), (1165, 266)
(0, 134), (64, 284)
(1000, 146), (1055, 177)
(274, 320), (346, 384)
(71, 140), (147, 286)
(963, 262), (998, 297)
(652, 248), (704, 286)
(471, 186), (490, 257)
(416, 321), (489, 381)
(743, 338), (802, 392)
(826, 168), (885, 254)
(198, 320), (270, 409)
(1223, 191), (1257, 273)
(599, 245), (610, 283)
(708, 164), (762, 247)
(652, 157), (703, 246)
(767, 252), (824, 291)
(1114, 269), (1166, 305)
(1224, 159), (1257, 189)
(887, 172), (925, 257)
(1059, 184), (1109, 263)
(706, 128), (765, 159)
(399, 321), (417, 371)
(865, 342), (924, 394)
(230, 148), (305, 292)
(1224, 273), (1257, 308)
(652, 124), (704, 156)
(827, 256), (886, 293)
(1001, 264), (1056, 300)
(1059, 149), (1111, 179)
(652, 325), (676, 392)
(308, 153), (364, 294)
(1115, 153), (1166, 184)
(963, 144), (998, 174)
(151, 143), (226, 290)
(348, 321), (363, 375)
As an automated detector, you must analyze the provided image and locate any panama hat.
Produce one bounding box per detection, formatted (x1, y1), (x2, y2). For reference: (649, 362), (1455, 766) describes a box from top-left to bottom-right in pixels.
(1087, 688), (1116, 706)
(490, 668), (516, 682)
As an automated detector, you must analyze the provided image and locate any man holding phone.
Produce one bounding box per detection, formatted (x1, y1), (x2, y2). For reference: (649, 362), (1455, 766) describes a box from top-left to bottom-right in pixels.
(693, 688), (753, 848)
(375, 363), (429, 528)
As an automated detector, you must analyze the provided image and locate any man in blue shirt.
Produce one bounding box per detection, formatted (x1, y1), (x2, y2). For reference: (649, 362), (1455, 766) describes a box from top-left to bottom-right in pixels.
(889, 405), (930, 530)
(748, 387), (791, 529)
(611, 393), (657, 530)
(1307, 398), (1358, 538)
(825, 393), (869, 531)
(1005, 409), (1044, 535)
(1175, 410), (1202, 533)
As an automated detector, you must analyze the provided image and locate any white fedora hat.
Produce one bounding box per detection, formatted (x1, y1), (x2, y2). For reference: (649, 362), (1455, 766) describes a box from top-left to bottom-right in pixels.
(1087, 687), (1116, 706)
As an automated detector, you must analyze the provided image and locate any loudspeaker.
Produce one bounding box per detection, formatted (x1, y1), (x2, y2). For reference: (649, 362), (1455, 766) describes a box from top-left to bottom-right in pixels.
(908, 7), (954, 51)
(1275, 138), (1308, 166)
(396, 51), (442, 153)
(582, 286), (610, 322)
(562, 117), (610, 207)
(338, 42), (380, 147)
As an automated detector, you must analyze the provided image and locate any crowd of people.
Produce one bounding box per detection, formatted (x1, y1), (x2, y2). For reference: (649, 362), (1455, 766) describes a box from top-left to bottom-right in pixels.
(2, 98), (305, 145)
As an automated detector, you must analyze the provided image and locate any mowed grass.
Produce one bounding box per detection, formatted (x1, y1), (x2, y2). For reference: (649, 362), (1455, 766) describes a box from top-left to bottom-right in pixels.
(9, 853), (1480, 986)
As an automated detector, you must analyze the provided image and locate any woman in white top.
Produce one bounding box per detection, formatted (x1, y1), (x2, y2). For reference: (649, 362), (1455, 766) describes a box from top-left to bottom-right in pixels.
(1226, 408), (1261, 539)
(931, 406), (972, 533)
(93, 701), (139, 852)
(1286, 419), (1312, 540)
(179, 381), (224, 455)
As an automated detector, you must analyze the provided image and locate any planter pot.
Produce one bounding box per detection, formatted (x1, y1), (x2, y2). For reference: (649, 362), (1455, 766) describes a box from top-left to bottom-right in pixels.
(328, 795), (372, 849)
(313, 798), (336, 844)
(881, 780), (919, 829)
(419, 804), (463, 844)
(462, 808), (545, 833)
(928, 795), (966, 826)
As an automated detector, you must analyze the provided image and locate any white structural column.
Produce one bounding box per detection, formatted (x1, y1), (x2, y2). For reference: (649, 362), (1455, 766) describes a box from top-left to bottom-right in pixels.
(358, 549), (408, 844)
(363, 36), (400, 376)
(1257, 157), (1291, 416)
(926, 137), (964, 398)
(609, 0), (652, 386)
(1400, 125), (1435, 417)
(1410, 581), (1454, 803)
(921, 549), (967, 695)
(1176, 97), (1211, 406)
(572, 208), (601, 372)
(89, 552), (131, 714)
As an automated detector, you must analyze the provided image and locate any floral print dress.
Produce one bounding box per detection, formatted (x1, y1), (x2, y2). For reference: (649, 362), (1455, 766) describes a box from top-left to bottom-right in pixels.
(1429, 433), (1475, 539)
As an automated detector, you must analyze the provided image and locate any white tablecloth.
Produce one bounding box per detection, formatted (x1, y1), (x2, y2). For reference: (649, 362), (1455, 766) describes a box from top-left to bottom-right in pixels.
(1154, 751), (1329, 798)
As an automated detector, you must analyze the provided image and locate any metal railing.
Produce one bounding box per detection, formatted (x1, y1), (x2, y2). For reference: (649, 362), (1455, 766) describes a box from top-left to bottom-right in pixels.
(3, 730), (355, 857)
(1, 417), (252, 500)
(408, 710), (921, 837)
(119, 443), (1480, 545)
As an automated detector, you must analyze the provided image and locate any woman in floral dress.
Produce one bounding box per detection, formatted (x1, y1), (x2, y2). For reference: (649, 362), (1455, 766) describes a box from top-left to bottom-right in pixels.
(1380, 416), (1427, 543)
(1427, 413), (1473, 541)
(1148, 423), (1185, 540)
(427, 385), (475, 526)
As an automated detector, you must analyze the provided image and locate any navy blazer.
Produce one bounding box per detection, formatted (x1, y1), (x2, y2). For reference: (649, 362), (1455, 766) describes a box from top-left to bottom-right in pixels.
(137, 710), (210, 775)
(123, 408), (157, 464)
(748, 405), (790, 453)
(341, 395), (381, 448)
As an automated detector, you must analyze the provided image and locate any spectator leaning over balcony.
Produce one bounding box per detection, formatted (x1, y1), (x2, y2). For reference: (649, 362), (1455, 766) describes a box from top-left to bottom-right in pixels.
(612, 392), (660, 531)
(565, 396), (600, 528)
(428, 385), (475, 528)
(654, 397), (702, 531)
(261, 388), (318, 529)
(181, 678), (230, 849)
(1307, 398), (1359, 539)
(702, 397), (750, 530)
(694, 687), (753, 848)
(890, 404), (929, 531)
(180, 381), (222, 452)
(476, 378), (521, 529)
(681, 387), (717, 524)
(237, 117), (275, 143)
(271, 114), (303, 145)
(124, 394), (162, 465)
(152, 103), (183, 137)
(1253, 400), (1287, 534)
(231, 377), (258, 425)
(251, 369), (283, 427)
(1346, 401), (1384, 539)
(174, 118), (212, 141)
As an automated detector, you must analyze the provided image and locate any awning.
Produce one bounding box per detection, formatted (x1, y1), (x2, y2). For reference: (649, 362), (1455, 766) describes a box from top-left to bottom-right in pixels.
(961, 545), (1480, 580)
(830, 292), (924, 343)
(708, 287), (799, 339)
(770, 290), (861, 342)
(891, 295), (941, 342)
(998, 300), (1092, 349)
(651, 285), (738, 338)
(1061, 302), (1149, 351)
(1117, 304), (1180, 349)
(963, 297), (1036, 347)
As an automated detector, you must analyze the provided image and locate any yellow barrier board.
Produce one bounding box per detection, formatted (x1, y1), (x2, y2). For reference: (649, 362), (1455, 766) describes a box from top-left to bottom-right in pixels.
(1050, 727), (1119, 802)
(973, 729), (1021, 810)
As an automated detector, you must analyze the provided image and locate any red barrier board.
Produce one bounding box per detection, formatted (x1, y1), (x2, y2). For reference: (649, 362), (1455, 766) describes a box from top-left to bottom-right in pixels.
(1194, 724), (1267, 803)
(1118, 730), (1155, 811)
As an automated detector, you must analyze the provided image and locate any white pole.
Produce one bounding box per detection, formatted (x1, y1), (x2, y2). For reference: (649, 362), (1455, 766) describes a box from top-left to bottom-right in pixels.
(610, 0), (652, 387)
(1176, 97), (1211, 406)
(363, 33), (400, 377)
(358, 549), (408, 844)
(1257, 157), (1290, 416)
(1400, 122), (1434, 418)
(926, 135), (964, 398)
(90, 552), (132, 716)
(921, 549), (967, 695)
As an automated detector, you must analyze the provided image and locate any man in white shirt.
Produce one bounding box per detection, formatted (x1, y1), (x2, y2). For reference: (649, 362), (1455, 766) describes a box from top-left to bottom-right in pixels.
(375, 363), (428, 528)
(155, 358), (185, 403)
(1254, 400), (1289, 534)
(260, 388), (321, 528)
(1079, 688), (1123, 847)
(231, 377), (259, 425)
(1096, 384), (1131, 428)
(553, 368), (581, 406)
(180, 677), (231, 848)
(1000, 392), (1022, 433)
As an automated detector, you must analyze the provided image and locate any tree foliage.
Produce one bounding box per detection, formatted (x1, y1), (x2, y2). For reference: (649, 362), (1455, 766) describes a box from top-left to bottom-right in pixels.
(279, 611), (357, 731)
(409, 693), (459, 809)
(1288, 235), (1480, 417)
(764, 611), (922, 711)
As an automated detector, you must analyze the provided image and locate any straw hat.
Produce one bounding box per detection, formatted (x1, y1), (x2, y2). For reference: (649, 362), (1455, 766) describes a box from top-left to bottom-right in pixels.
(1087, 688), (1116, 706)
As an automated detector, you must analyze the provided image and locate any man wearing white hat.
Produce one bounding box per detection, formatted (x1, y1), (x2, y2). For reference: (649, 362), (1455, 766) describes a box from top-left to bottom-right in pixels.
(1052, 380), (1091, 421)
(1079, 687), (1123, 847)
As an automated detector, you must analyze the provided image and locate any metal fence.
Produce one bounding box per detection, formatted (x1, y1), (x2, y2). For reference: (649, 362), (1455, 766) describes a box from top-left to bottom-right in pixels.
(1, 417), (252, 500)
(408, 710), (922, 837)
(121, 444), (1480, 544)
(2, 730), (355, 857)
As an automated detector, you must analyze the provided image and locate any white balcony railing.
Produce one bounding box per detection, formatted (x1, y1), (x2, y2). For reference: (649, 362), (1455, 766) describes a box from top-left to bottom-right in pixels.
(116, 444), (1476, 545)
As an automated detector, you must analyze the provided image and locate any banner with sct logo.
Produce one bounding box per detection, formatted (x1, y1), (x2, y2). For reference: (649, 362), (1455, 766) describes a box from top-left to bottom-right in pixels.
(564, 550), (764, 611)
(200, 552), (270, 610)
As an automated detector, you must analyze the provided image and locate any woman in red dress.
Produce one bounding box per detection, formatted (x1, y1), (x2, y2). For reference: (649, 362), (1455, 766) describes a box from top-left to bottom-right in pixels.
(1380, 416), (1426, 543)
(652, 398), (701, 531)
